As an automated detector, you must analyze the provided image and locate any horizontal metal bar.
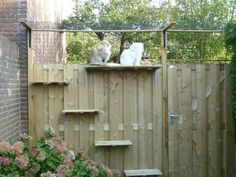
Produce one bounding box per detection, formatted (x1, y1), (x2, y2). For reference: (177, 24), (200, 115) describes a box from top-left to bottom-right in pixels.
(19, 21), (224, 33)
(31, 28), (224, 33)
(169, 29), (224, 33)
(32, 28), (162, 32)
(19, 22), (224, 33)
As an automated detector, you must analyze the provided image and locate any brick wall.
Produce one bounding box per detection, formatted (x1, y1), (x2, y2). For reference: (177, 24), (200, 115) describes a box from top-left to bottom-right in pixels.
(0, 34), (20, 142)
(0, 0), (65, 139)
(27, 0), (66, 64)
(0, 0), (28, 136)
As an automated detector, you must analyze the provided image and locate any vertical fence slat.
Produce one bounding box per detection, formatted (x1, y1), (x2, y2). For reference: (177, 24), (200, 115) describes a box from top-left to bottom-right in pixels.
(196, 64), (207, 177)
(123, 71), (135, 169)
(109, 71), (123, 170)
(64, 65), (75, 149)
(144, 71), (153, 169)
(94, 71), (105, 164)
(72, 65), (80, 152)
(220, 65), (226, 177)
(153, 69), (163, 169)
(192, 65), (197, 177)
(103, 72), (110, 166)
(78, 65), (90, 155)
(137, 71), (146, 168)
(168, 66), (179, 177)
(208, 65), (221, 177)
(33, 65), (47, 139)
(58, 64), (65, 138)
(48, 64), (59, 132)
(118, 72), (125, 171)
(179, 65), (192, 177)
(88, 71), (95, 159)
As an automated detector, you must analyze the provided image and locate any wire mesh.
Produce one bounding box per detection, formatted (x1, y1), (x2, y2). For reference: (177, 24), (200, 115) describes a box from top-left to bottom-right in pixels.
(33, 31), (66, 64)
(30, 22), (229, 64)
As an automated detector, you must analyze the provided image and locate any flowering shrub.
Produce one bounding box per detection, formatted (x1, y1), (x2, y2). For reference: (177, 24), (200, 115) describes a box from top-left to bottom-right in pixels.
(0, 133), (120, 177)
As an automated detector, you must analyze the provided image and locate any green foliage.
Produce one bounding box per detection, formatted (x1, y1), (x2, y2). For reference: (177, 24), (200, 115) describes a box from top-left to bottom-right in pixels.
(0, 133), (120, 176)
(168, 33), (226, 63)
(66, 33), (99, 63)
(225, 22), (236, 140)
(62, 0), (235, 64)
(167, 0), (234, 63)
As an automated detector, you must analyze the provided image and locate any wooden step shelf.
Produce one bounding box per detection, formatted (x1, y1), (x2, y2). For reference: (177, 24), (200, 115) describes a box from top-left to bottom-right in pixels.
(31, 81), (69, 85)
(95, 140), (132, 147)
(85, 65), (162, 71)
(63, 109), (101, 123)
(63, 109), (100, 114)
(124, 169), (162, 176)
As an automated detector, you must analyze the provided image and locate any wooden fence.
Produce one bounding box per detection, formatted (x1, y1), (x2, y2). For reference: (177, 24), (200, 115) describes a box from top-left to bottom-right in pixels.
(29, 64), (235, 177)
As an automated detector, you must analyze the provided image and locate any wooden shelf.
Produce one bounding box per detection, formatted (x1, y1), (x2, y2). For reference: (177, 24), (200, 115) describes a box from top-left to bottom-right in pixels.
(85, 65), (162, 71)
(63, 109), (100, 114)
(95, 140), (132, 147)
(124, 169), (162, 176)
(32, 81), (69, 85)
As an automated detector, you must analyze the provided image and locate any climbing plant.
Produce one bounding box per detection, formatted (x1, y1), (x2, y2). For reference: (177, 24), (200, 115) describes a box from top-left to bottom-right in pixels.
(225, 22), (236, 140)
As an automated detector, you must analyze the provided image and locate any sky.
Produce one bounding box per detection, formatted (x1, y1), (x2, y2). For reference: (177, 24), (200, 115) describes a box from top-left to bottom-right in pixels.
(63, 0), (74, 18)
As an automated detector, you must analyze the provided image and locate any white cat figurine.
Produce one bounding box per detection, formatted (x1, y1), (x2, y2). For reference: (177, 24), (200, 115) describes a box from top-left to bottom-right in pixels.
(120, 43), (144, 66)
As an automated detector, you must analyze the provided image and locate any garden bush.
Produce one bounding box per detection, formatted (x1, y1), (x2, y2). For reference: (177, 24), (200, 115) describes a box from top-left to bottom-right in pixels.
(0, 133), (120, 177)
(225, 22), (236, 140)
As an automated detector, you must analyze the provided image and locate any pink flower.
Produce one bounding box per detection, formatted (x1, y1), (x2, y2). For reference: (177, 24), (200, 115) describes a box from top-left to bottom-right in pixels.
(86, 165), (99, 176)
(56, 174), (64, 177)
(0, 142), (11, 152)
(15, 155), (28, 170)
(31, 146), (38, 157)
(67, 150), (75, 160)
(56, 164), (69, 176)
(63, 156), (73, 167)
(40, 171), (56, 177)
(10, 147), (18, 155)
(36, 150), (46, 161)
(0, 156), (10, 165)
(99, 164), (114, 177)
(11, 141), (24, 154)
(45, 140), (54, 149)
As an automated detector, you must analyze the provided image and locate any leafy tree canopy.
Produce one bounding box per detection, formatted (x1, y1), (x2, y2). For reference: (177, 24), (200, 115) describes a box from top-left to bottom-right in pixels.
(62, 0), (235, 64)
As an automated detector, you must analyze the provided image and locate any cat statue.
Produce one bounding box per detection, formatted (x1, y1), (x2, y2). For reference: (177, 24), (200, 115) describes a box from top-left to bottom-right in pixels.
(87, 40), (111, 65)
(120, 43), (144, 66)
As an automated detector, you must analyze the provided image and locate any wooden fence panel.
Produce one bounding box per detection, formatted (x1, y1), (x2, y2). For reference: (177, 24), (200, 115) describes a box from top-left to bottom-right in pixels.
(30, 64), (234, 177)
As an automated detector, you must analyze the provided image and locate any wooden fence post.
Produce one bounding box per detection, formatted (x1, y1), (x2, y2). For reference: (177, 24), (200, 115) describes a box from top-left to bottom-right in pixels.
(161, 23), (175, 177)
(161, 30), (168, 177)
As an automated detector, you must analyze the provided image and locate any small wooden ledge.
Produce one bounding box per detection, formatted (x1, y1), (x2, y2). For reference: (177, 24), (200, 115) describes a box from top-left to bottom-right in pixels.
(84, 65), (162, 71)
(124, 169), (162, 176)
(63, 109), (100, 114)
(95, 140), (132, 147)
(31, 81), (69, 85)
